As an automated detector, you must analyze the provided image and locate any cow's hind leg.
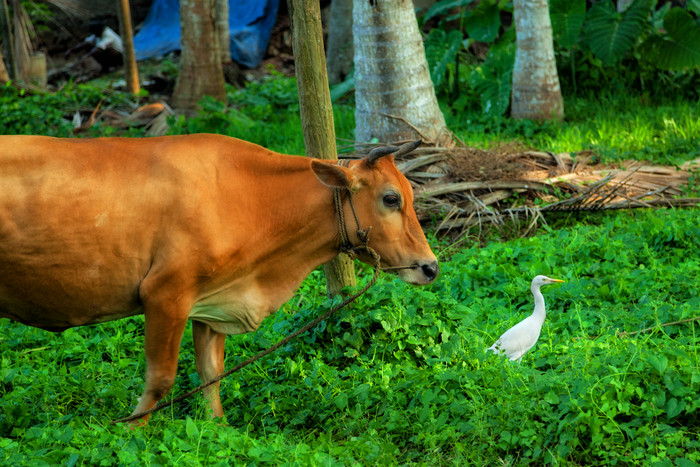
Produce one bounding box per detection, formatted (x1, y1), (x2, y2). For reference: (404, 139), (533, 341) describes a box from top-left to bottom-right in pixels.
(130, 280), (192, 424)
(193, 321), (226, 419)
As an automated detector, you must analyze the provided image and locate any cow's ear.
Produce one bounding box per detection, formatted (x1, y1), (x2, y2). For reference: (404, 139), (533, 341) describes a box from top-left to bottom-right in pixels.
(311, 160), (358, 189)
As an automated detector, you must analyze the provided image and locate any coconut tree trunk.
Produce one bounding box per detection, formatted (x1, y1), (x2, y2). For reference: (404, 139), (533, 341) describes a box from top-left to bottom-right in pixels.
(353, 0), (454, 147)
(511, 0), (563, 121)
(214, 0), (230, 63)
(326, 0), (353, 84)
(172, 0), (226, 110)
(289, 0), (356, 297)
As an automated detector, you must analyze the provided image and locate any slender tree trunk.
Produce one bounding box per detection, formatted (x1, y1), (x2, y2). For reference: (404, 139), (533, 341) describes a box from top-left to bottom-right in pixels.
(289, 0), (356, 297)
(117, 0), (140, 94)
(511, 0), (563, 121)
(172, 0), (226, 110)
(214, 0), (230, 63)
(326, 0), (353, 84)
(353, 0), (454, 147)
(214, 0), (243, 88)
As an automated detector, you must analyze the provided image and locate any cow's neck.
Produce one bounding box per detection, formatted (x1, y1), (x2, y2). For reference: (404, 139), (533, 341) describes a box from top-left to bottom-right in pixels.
(234, 155), (345, 306)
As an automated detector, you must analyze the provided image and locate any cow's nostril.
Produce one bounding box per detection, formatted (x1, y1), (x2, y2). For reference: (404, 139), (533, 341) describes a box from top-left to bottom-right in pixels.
(421, 262), (439, 281)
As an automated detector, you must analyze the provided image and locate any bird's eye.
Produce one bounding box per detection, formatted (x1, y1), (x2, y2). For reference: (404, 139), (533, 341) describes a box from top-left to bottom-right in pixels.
(383, 193), (400, 208)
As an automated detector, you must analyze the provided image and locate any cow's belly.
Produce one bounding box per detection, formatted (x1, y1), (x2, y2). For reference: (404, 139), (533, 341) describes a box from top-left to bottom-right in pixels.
(0, 257), (146, 331)
(188, 304), (251, 335)
(189, 286), (270, 335)
(189, 279), (292, 334)
(0, 293), (142, 331)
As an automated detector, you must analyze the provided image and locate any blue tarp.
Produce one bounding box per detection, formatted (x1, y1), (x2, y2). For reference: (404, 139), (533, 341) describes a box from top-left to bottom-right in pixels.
(133, 0), (279, 68)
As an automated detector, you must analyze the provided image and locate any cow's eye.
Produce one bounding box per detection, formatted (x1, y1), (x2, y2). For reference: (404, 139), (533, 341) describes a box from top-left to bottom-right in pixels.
(383, 193), (400, 208)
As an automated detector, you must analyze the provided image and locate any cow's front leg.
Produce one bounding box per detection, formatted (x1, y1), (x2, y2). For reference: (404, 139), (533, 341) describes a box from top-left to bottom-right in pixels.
(193, 321), (226, 419)
(130, 280), (192, 424)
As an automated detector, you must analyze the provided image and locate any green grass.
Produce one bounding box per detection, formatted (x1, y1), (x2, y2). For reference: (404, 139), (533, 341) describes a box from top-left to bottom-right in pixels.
(446, 93), (700, 166)
(0, 82), (148, 137)
(1, 76), (699, 465)
(1, 209), (698, 464)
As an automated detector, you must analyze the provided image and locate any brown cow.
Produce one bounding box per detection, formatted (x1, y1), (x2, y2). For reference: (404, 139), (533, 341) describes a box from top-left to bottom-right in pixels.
(0, 134), (438, 423)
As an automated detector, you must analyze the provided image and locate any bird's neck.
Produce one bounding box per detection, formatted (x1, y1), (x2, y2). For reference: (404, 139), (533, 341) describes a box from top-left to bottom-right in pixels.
(531, 284), (546, 321)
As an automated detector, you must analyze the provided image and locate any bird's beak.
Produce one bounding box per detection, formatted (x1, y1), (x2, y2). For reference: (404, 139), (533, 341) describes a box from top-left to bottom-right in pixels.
(550, 279), (565, 283)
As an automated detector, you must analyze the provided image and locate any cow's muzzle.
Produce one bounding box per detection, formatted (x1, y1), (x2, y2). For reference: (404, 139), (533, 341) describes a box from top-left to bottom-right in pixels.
(420, 261), (440, 282)
(396, 260), (439, 285)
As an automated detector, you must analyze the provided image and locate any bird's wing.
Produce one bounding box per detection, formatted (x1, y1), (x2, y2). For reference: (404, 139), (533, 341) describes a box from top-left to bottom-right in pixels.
(490, 316), (543, 361)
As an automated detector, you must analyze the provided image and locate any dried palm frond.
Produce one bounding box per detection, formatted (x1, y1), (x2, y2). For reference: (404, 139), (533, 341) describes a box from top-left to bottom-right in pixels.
(11, 0), (35, 75)
(338, 142), (697, 236)
(36, 0), (88, 19)
(2, 0), (87, 80)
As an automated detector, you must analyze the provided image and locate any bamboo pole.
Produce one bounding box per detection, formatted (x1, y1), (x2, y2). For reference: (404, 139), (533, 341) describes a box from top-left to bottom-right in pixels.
(289, 0), (356, 297)
(116, 0), (139, 94)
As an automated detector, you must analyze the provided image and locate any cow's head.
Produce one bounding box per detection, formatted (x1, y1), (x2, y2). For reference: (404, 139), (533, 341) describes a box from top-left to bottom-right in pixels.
(311, 141), (439, 285)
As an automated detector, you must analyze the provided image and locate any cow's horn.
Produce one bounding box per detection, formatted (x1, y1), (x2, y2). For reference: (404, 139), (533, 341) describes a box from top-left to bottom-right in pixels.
(367, 145), (400, 165)
(393, 139), (422, 158)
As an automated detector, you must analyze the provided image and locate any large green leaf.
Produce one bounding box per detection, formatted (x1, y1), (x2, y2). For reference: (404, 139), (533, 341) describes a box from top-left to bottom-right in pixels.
(425, 28), (464, 92)
(435, 30), (464, 90)
(645, 8), (700, 70)
(688, 0), (700, 15)
(549, 0), (586, 49)
(650, 2), (672, 31)
(469, 42), (515, 117)
(463, 0), (501, 42)
(585, 0), (653, 65)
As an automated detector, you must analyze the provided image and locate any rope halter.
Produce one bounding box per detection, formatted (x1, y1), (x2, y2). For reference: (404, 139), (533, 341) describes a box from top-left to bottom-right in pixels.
(333, 159), (372, 261)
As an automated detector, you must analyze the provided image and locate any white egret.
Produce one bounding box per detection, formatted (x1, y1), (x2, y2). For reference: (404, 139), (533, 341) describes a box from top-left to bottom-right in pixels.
(486, 275), (564, 362)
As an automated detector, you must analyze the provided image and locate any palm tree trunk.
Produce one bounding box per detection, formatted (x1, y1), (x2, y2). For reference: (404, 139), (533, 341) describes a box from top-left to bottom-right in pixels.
(326, 0), (353, 84)
(172, 0), (226, 110)
(511, 0), (564, 121)
(353, 0), (454, 147)
(214, 0), (230, 63)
